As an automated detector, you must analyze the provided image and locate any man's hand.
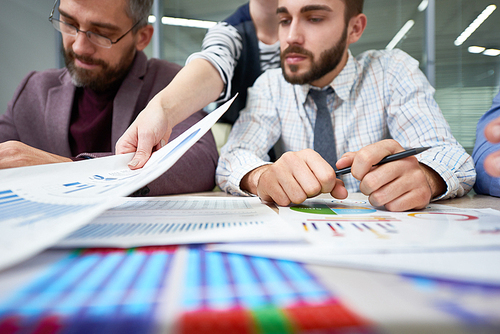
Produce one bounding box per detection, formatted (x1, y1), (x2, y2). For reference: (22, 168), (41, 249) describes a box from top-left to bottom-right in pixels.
(116, 96), (172, 169)
(484, 116), (500, 177)
(0, 141), (72, 169)
(240, 149), (348, 206)
(336, 139), (446, 211)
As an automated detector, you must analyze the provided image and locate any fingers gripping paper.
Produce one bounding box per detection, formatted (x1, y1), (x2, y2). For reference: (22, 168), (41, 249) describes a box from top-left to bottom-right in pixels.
(0, 96), (237, 271)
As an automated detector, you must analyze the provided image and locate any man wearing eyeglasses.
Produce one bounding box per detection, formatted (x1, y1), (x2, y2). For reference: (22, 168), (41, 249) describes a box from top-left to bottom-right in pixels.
(0, 0), (219, 196)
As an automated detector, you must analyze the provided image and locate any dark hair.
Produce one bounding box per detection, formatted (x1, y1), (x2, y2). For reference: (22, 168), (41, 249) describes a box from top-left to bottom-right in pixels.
(344, 0), (364, 22)
(126, 0), (154, 32)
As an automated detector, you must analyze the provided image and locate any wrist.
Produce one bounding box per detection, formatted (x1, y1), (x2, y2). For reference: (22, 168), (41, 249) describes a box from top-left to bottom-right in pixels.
(240, 165), (270, 195)
(154, 95), (175, 129)
(419, 163), (446, 198)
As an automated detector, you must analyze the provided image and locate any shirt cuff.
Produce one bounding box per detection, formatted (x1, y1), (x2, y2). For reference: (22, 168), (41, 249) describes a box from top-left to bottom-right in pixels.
(418, 158), (456, 201)
(225, 161), (273, 196)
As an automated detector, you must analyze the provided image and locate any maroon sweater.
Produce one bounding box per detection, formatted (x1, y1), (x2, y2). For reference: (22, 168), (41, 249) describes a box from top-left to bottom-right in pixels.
(69, 86), (117, 156)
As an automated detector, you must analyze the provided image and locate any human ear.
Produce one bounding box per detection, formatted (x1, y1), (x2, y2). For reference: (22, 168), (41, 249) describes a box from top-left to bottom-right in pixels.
(135, 24), (154, 51)
(347, 13), (367, 45)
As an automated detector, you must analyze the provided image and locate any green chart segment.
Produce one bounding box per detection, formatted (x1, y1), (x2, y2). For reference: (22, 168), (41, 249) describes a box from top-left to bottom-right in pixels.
(290, 203), (376, 215)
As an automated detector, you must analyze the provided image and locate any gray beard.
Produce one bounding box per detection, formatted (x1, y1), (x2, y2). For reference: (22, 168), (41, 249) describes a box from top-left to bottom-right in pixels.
(63, 45), (136, 92)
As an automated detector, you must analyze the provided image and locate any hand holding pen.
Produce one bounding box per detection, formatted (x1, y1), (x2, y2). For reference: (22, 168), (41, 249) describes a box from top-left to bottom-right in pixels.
(335, 140), (442, 211)
(244, 139), (439, 212)
(336, 147), (431, 176)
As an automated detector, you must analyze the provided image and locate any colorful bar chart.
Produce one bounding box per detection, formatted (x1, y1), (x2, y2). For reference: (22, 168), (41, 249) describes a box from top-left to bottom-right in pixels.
(64, 221), (266, 240)
(0, 190), (92, 226)
(179, 246), (370, 334)
(0, 246), (371, 334)
(301, 219), (399, 239)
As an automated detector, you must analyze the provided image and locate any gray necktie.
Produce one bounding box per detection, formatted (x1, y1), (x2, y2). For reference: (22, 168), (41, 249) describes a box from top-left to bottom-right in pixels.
(309, 88), (337, 169)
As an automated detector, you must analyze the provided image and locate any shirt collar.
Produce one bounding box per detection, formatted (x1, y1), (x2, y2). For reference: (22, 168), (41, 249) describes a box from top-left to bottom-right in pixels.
(330, 50), (358, 101)
(295, 50), (359, 104)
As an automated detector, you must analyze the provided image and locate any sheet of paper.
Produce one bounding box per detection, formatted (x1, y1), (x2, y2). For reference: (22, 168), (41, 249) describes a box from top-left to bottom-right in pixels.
(55, 196), (302, 248)
(211, 197), (500, 283)
(308, 250), (500, 285)
(0, 97), (236, 271)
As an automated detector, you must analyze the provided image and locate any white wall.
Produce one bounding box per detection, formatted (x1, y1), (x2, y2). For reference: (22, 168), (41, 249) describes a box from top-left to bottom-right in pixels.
(0, 0), (57, 115)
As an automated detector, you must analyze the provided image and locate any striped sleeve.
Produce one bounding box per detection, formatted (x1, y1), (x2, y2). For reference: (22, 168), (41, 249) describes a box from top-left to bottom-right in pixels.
(258, 40), (281, 72)
(186, 22), (242, 102)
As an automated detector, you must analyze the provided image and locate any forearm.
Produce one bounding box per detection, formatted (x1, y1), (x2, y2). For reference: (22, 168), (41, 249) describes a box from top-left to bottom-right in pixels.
(153, 58), (225, 128)
(0, 141), (72, 169)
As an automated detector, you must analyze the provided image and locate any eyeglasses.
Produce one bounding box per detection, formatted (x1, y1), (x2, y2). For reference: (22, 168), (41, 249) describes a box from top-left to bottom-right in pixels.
(48, 0), (140, 49)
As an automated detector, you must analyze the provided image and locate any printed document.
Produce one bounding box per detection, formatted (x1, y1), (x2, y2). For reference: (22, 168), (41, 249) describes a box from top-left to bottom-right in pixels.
(55, 196), (302, 248)
(0, 97), (235, 271)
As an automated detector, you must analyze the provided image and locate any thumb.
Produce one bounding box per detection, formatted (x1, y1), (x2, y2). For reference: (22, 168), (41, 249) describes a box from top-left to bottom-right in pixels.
(485, 117), (500, 144)
(127, 132), (158, 169)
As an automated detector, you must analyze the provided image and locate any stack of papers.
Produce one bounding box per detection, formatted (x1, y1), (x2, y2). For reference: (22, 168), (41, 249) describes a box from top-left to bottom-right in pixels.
(0, 97), (254, 270)
(211, 198), (500, 284)
(1, 93), (500, 284)
(55, 196), (301, 248)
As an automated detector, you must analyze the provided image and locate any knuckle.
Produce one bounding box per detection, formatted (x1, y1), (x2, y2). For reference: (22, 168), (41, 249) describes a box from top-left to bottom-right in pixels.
(275, 195), (292, 206)
(279, 152), (294, 163)
(370, 192), (385, 207)
(317, 174), (336, 192)
(304, 182), (322, 196)
(303, 148), (315, 155)
(361, 173), (378, 192)
(355, 150), (372, 165)
(321, 168), (337, 181)
(384, 201), (401, 212)
(290, 193), (307, 205)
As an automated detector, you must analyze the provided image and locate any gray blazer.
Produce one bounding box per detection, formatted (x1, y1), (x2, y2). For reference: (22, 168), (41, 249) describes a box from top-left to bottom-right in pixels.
(0, 51), (219, 195)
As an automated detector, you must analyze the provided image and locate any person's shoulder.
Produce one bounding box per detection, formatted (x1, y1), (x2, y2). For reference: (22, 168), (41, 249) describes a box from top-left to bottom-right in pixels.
(26, 67), (67, 83)
(17, 68), (68, 93)
(356, 49), (418, 67)
(146, 58), (182, 73)
(8, 68), (69, 110)
(478, 90), (500, 125)
(223, 3), (251, 26)
(492, 90), (500, 105)
(354, 49), (421, 83)
(145, 58), (182, 82)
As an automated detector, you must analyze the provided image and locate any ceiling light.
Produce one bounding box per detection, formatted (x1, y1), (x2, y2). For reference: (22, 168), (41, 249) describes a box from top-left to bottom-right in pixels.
(483, 49), (500, 56)
(468, 46), (486, 53)
(386, 20), (415, 51)
(161, 16), (217, 29)
(418, 0), (429, 12)
(148, 15), (156, 24)
(454, 4), (496, 46)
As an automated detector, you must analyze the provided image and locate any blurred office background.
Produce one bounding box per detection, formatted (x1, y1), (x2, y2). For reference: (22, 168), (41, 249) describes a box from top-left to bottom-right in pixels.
(1, 0), (499, 152)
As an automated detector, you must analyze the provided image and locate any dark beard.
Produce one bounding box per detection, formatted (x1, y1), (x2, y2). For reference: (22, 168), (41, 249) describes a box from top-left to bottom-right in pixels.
(63, 44), (136, 92)
(281, 26), (348, 85)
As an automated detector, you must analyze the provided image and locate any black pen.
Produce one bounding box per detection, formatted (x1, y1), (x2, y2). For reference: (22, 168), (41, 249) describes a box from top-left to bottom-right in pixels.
(335, 147), (431, 176)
